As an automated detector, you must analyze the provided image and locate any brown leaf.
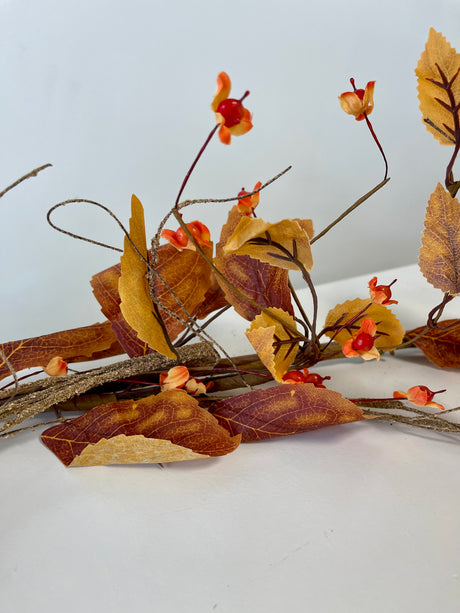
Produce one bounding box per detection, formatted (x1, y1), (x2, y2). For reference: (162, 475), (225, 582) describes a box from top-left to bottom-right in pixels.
(91, 262), (154, 357)
(0, 321), (123, 380)
(118, 195), (176, 359)
(245, 308), (299, 381)
(214, 206), (293, 321)
(210, 384), (364, 441)
(416, 28), (460, 145)
(93, 203), (218, 352)
(419, 183), (460, 295)
(406, 319), (460, 367)
(153, 243), (214, 339)
(324, 298), (405, 350)
(223, 216), (314, 271)
(192, 275), (229, 319)
(41, 389), (241, 466)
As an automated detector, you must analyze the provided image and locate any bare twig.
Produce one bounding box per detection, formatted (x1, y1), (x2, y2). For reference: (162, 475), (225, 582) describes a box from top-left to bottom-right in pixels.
(0, 163), (52, 201)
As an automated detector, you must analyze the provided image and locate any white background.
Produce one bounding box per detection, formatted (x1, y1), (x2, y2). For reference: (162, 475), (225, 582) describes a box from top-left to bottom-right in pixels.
(1, 265), (460, 613)
(1, 5), (460, 610)
(0, 0), (459, 343)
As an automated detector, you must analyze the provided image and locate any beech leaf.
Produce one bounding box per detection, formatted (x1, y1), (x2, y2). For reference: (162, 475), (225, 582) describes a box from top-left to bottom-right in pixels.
(416, 28), (460, 145)
(41, 389), (241, 466)
(153, 243), (214, 339)
(419, 183), (460, 295)
(214, 206), (293, 321)
(245, 308), (299, 381)
(92, 245), (218, 355)
(118, 195), (176, 359)
(0, 321), (123, 381)
(324, 298), (404, 350)
(223, 216), (314, 271)
(406, 319), (460, 367)
(192, 276), (229, 319)
(91, 262), (154, 357)
(210, 384), (364, 442)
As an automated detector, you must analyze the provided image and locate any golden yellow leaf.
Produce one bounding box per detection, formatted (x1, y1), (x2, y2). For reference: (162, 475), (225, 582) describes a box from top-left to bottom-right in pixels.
(118, 195), (176, 359)
(223, 216), (314, 271)
(245, 308), (299, 381)
(69, 435), (210, 466)
(419, 183), (460, 295)
(324, 298), (404, 350)
(415, 28), (460, 145)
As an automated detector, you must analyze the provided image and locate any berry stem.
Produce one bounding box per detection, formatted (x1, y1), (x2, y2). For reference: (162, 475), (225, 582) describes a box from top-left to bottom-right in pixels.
(350, 77), (388, 181)
(174, 124), (219, 209)
(363, 114), (389, 181)
(173, 90), (250, 210)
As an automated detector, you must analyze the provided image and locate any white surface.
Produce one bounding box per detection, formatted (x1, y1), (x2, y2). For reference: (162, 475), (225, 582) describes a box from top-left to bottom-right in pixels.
(2, 0), (460, 343)
(1, 265), (460, 613)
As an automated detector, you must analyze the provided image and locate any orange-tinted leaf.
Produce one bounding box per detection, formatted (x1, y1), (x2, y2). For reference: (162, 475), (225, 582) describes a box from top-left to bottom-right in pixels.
(245, 308), (299, 381)
(91, 262), (121, 322)
(419, 183), (460, 295)
(0, 321), (123, 380)
(223, 216), (314, 271)
(214, 205), (293, 321)
(118, 195), (176, 359)
(192, 275), (229, 319)
(324, 298), (404, 350)
(91, 262), (154, 357)
(416, 28), (460, 145)
(153, 243), (214, 339)
(210, 384), (364, 441)
(41, 389), (241, 466)
(405, 319), (460, 367)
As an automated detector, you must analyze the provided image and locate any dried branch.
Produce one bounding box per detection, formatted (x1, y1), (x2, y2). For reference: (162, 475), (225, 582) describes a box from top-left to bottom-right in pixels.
(0, 163), (52, 201)
(0, 343), (218, 435)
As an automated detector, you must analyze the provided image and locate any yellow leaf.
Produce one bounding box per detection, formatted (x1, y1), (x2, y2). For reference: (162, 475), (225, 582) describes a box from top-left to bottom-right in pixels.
(419, 183), (460, 295)
(415, 28), (460, 145)
(223, 216), (314, 271)
(119, 195), (176, 359)
(245, 307), (299, 381)
(69, 435), (210, 466)
(324, 298), (404, 350)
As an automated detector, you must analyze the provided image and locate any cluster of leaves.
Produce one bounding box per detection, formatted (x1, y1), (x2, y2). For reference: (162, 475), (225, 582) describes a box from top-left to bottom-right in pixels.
(1, 28), (460, 466)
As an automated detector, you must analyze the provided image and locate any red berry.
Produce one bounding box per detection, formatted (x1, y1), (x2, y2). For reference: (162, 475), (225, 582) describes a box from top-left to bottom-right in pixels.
(352, 332), (374, 352)
(282, 370), (306, 384)
(375, 284), (392, 301)
(416, 385), (434, 402)
(174, 228), (190, 247)
(216, 99), (244, 127)
(304, 373), (324, 386)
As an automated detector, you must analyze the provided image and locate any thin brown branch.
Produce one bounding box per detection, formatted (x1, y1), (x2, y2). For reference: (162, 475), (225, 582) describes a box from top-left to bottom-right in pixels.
(0, 163), (52, 200)
(311, 177), (390, 244)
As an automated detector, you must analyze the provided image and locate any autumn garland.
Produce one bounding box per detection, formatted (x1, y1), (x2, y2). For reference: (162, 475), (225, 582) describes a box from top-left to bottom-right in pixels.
(0, 28), (460, 464)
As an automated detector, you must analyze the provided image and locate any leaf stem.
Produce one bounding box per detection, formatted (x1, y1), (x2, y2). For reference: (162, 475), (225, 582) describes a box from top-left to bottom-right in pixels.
(288, 280), (313, 337)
